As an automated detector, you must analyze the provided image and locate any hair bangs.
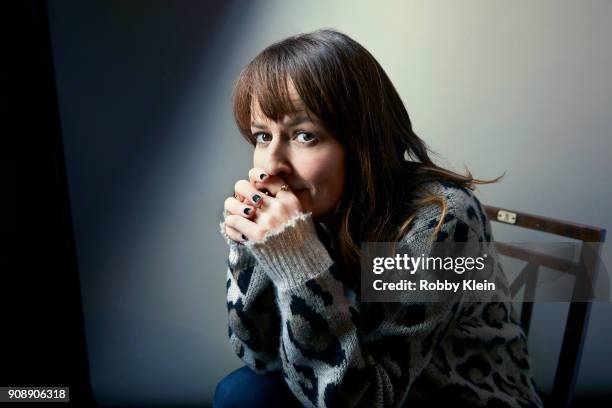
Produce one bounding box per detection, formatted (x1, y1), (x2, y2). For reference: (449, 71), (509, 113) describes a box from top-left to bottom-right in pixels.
(232, 50), (309, 145)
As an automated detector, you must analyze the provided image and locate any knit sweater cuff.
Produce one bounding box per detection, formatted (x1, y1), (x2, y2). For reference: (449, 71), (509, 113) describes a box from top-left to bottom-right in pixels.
(244, 212), (333, 289)
(219, 220), (254, 268)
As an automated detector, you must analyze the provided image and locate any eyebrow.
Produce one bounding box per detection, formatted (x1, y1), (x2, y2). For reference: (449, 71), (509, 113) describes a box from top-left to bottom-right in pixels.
(251, 115), (313, 129)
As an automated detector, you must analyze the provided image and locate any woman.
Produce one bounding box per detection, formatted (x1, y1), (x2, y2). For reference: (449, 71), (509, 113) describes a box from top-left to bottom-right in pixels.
(216, 29), (542, 408)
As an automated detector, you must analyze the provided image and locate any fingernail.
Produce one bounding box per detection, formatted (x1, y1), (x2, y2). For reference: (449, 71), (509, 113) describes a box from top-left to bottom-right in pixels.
(241, 234), (248, 241)
(252, 194), (261, 203)
(243, 207), (251, 215)
(260, 173), (267, 180)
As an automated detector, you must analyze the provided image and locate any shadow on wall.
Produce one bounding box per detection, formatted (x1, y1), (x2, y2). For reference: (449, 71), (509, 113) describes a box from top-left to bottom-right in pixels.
(47, 0), (252, 406)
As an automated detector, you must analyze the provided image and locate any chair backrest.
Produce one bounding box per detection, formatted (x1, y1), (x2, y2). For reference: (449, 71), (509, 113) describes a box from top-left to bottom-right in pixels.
(483, 204), (606, 408)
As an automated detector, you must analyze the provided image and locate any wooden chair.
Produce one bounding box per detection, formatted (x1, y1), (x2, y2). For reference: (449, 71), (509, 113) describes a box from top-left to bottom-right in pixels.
(483, 205), (606, 408)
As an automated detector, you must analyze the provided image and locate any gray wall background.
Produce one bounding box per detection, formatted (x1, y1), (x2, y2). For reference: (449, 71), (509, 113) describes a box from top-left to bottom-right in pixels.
(47, 0), (612, 406)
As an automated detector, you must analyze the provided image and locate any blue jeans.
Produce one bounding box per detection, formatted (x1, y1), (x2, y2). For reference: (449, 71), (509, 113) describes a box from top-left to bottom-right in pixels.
(213, 366), (302, 408)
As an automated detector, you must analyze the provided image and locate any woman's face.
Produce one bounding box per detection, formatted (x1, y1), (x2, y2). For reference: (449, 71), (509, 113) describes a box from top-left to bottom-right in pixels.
(251, 84), (346, 220)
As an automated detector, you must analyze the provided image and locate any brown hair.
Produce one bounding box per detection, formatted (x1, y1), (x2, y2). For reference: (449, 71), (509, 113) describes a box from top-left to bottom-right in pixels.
(232, 29), (502, 275)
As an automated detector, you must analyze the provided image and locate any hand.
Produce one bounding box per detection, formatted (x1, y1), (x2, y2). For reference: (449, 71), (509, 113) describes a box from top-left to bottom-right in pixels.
(223, 168), (304, 242)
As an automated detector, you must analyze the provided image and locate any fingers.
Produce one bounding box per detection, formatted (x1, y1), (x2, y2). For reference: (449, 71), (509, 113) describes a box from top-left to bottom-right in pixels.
(234, 192), (245, 203)
(224, 224), (248, 242)
(235, 179), (265, 207)
(224, 196), (256, 219)
(247, 167), (272, 196)
(248, 167), (287, 197)
(248, 167), (269, 184)
(224, 214), (264, 241)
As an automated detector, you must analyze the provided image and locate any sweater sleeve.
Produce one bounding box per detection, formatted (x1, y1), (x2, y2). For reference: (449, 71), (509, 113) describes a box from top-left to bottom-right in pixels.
(244, 212), (476, 408)
(220, 220), (282, 374)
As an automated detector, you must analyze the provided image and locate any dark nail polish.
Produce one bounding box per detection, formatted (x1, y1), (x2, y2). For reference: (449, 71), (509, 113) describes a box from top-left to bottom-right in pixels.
(252, 194), (261, 203)
(243, 207), (251, 215)
(241, 234), (248, 241)
(260, 173), (267, 180)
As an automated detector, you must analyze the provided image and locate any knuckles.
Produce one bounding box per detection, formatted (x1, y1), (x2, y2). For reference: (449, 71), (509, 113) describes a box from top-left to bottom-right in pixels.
(284, 194), (301, 208)
(227, 176), (304, 241)
(275, 194), (302, 213)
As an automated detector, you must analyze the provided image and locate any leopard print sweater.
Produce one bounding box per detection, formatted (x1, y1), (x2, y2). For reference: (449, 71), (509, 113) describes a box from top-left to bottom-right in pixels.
(220, 181), (543, 407)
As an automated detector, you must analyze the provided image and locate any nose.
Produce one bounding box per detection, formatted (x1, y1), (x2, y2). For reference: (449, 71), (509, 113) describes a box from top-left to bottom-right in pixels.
(263, 139), (292, 177)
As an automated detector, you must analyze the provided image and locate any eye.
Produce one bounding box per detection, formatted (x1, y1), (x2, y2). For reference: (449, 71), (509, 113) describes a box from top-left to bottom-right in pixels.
(294, 131), (317, 144)
(254, 132), (271, 144)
